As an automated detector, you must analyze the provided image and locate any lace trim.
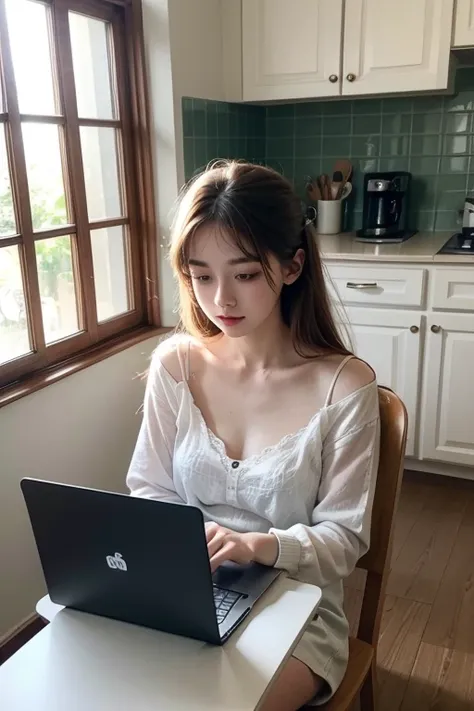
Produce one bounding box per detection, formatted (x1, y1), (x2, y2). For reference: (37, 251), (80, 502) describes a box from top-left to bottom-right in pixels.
(163, 368), (376, 471)
(179, 380), (324, 471)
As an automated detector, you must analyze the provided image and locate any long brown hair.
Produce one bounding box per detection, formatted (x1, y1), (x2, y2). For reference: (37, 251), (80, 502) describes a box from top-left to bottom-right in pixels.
(170, 160), (350, 357)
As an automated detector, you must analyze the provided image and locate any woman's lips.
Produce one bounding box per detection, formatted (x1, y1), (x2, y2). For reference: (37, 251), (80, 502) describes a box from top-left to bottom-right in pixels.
(218, 316), (245, 327)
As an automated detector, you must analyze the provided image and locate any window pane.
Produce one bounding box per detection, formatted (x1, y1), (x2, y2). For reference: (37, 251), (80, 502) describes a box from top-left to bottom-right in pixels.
(81, 127), (122, 220)
(35, 236), (79, 344)
(0, 246), (31, 364)
(23, 124), (69, 231)
(6, 0), (57, 115)
(69, 12), (115, 120)
(0, 125), (16, 237)
(91, 226), (129, 321)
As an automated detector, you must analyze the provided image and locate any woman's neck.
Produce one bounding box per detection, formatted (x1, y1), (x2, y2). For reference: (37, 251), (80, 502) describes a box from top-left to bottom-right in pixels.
(218, 309), (294, 370)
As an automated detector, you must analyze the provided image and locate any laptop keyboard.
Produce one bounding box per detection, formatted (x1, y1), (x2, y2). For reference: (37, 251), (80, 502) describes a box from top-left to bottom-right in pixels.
(213, 586), (242, 625)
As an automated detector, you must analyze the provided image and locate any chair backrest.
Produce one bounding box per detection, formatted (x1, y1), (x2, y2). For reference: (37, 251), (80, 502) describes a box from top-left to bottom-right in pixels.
(356, 386), (408, 647)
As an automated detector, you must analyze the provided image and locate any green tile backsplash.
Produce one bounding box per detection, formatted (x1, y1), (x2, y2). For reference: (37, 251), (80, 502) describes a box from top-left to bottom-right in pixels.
(182, 68), (474, 232)
(182, 97), (265, 181)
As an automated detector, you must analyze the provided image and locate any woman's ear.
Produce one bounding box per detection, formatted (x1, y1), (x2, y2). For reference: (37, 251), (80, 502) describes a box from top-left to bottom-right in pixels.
(283, 248), (305, 285)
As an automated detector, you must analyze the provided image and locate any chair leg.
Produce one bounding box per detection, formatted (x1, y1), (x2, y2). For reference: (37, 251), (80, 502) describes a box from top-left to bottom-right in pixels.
(359, 660), (377, 711)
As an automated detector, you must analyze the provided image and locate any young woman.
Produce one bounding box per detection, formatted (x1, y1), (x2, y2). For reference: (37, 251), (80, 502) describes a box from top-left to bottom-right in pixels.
(126, 161), (380, 709)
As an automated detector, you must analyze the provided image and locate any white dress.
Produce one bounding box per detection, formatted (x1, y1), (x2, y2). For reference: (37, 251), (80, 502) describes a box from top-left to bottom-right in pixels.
(126, 335), (380, 705)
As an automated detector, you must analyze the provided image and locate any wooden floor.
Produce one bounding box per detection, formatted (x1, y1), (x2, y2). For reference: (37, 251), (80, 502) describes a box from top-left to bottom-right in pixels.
(344, 470), (474, 711)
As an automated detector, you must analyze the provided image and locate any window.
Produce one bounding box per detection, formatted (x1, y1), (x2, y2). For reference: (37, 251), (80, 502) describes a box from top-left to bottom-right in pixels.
(0, 0), (159, 395)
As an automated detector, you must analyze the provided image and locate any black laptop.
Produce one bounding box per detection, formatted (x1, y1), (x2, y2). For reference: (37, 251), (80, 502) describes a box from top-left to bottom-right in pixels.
(20, 478), (281, 645)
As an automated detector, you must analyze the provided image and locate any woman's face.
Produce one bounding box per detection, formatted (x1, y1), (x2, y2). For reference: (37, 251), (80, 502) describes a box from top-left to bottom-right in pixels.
(187, 224), (303, 337)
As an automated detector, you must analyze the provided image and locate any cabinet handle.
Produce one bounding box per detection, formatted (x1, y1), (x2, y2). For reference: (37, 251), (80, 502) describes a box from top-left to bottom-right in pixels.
(431, 324), (441, 333)
(329, 74), (338, 83)
(346, 73), (356, 82)
(346, 281), (378, 289)
(410, 325), (419, 334)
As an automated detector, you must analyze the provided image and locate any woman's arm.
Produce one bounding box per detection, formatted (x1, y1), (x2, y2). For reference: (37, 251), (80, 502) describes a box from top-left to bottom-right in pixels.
(269, 375), (380, 587)
(126, 343), (185, 504)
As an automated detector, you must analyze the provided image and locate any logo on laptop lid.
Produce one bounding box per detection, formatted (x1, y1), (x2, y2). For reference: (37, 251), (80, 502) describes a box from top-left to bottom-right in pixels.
(106, 552), (128, 571)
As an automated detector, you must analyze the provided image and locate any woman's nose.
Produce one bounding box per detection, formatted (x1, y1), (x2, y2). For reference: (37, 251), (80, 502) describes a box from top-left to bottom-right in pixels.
(214, 282), (237, 309)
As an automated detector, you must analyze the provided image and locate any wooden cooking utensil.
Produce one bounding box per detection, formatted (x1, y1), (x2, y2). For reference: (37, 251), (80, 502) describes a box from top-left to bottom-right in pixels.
(307, 179), (322, 202)
(321, 173), (331, 200)
(331, 170), (343, 200)
(316, 175), (324, 200)
(332, 159), (353, 198)
(315, 175), (323, 200)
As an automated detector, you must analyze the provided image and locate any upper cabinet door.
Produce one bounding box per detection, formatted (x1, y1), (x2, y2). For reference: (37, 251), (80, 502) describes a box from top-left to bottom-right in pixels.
(453, 0), (474, 47)
(343, 0), (454, 95)
(242, 0), (343, 101)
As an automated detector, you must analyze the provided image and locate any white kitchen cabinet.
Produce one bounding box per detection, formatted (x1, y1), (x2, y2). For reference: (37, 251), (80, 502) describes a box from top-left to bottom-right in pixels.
(326, 264), (426, 308)
(344, 307), (422, 457)
(242, 0), (343, 101)
(343, 0), (454, 95)
(421, 313), (474, 467)
(453, 0), (474, 47)
(240, 0), (454, 101)
(432, 268), (474, 311)
(325, 258), (474, 477)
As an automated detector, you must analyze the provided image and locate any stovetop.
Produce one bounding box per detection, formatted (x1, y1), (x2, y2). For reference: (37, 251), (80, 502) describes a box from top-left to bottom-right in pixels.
(437, 232), (474, 254)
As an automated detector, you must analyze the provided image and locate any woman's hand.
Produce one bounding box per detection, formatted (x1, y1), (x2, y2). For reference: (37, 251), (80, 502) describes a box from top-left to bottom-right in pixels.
(205, 522), (279, 572)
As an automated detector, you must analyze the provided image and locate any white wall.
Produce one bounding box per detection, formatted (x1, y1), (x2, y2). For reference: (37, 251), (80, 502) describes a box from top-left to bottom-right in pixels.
(0, 0), (228, 642)
(143, 0), (232, 326)
(0, 336), (158, 639)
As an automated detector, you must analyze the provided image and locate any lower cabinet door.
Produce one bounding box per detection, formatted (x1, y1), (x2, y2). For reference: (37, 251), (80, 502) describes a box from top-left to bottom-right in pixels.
(344, 307), (422, 457)
(421, 313), (474, 466)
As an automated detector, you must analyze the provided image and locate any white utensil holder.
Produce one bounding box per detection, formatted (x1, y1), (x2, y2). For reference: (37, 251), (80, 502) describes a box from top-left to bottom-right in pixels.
(317, 200), (342, 235)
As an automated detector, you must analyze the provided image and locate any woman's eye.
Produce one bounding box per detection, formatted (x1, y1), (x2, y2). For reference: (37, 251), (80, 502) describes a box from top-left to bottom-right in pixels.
(192, 275), (211, 283)
(236, 272), (259, 281)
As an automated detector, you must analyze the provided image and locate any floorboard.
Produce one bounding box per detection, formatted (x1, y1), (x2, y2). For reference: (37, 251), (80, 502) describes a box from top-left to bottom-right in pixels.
(343, 471), (474, 711)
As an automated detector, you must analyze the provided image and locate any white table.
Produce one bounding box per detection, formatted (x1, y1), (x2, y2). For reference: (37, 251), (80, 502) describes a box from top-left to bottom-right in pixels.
(1, 576), (321, 711)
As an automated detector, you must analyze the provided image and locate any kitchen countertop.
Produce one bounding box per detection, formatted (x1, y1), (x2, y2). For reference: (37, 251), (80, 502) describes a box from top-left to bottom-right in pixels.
(315, 231), (474, 264)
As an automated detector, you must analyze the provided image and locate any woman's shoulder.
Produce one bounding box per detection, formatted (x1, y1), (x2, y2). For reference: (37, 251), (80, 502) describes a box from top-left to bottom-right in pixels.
(151, 332), (204, 383)
(330, 356), (376, 405)
(322, 355), (379, 434)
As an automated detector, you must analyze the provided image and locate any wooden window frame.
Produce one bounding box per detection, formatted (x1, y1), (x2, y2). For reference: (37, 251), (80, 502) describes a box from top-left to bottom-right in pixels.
(0, 0), (162, 407)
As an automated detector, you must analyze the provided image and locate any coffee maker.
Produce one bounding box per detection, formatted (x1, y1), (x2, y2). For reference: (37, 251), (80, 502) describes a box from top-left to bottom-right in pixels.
(356, 171), (416, 243)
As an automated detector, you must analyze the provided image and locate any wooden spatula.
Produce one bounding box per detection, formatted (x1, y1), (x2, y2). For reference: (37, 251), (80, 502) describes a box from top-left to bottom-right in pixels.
(330, 170), (343, 200)
(332, 159), (353, 198)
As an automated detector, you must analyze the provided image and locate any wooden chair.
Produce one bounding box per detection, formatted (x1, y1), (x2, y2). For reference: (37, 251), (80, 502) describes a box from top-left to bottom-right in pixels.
(318, 386), (408, 711)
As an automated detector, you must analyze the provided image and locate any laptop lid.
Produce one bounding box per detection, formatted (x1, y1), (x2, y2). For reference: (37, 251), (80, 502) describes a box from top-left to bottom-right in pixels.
(21, 478), (222, 644)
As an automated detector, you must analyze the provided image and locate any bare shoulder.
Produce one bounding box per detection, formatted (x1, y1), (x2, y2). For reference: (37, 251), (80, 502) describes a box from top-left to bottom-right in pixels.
(153, 334), (188, 382)
(331, 356), (376, 404)
(153, 333), (205, 383)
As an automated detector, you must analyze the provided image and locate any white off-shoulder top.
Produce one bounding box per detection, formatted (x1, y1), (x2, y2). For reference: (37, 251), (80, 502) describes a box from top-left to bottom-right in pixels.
(126, 334), (380, 705)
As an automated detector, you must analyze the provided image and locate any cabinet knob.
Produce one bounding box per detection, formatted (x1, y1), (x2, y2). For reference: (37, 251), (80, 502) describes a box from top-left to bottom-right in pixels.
(431, 324), (441, 334)
(410, 325), (419, 334)
(346, 73), (356, 82)
(329, 74), (338, 83)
